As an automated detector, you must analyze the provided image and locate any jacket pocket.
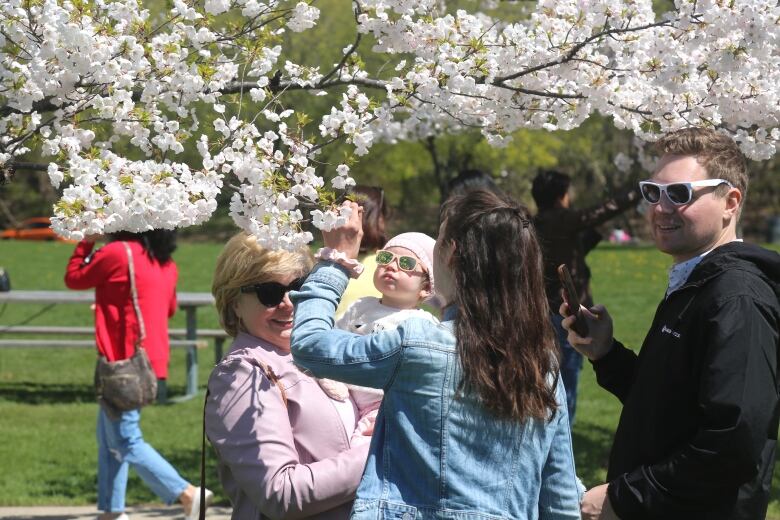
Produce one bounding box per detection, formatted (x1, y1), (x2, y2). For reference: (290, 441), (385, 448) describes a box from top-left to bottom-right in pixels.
(379, 501), (417, 520)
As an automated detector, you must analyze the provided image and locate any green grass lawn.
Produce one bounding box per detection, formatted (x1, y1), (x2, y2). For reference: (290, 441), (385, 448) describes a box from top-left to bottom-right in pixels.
(0, 240), (778, 516)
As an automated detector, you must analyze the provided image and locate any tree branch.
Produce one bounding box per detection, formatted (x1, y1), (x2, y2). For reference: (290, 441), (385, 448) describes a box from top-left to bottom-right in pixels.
(7, 161), (50, 172)
(492, 19), (673, 85)
(318, 4), (363, 86)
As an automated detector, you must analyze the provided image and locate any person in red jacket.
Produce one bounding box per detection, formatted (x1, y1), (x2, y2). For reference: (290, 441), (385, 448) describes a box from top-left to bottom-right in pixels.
(65, 229), (210, 520)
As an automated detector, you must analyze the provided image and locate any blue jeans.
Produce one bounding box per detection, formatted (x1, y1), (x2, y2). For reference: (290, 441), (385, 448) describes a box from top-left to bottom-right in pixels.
(552, 313), (584, 427)
(97, 407), (189, 512)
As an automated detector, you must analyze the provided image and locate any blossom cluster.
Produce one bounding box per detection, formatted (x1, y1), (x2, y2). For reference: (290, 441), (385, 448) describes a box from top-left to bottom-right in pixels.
(50, 151), (222, 240)
(359, 0), (780, 158)
(1, 0), (778, 248)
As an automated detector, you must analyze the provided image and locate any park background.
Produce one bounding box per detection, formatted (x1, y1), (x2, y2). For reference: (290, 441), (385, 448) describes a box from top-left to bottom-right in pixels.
(1, 0), (780, 516)
(2, 241), (780, 516)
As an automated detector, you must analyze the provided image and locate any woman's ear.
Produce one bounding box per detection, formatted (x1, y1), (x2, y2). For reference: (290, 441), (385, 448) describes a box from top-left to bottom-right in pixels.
(443, 240), (456, 268)
(232, 300), (245, 332)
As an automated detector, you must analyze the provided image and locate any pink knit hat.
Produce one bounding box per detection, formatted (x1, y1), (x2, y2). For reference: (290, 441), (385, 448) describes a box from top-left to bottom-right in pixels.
(383, 232), (436, 293)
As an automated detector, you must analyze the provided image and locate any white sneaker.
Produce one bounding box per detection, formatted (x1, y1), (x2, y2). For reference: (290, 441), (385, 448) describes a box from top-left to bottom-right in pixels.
(97, 513), (128, 520)
(184, 487), (214, 520)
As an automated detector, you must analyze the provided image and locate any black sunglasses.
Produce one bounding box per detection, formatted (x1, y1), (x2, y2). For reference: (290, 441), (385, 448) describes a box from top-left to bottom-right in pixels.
(240, 277), (306, 307)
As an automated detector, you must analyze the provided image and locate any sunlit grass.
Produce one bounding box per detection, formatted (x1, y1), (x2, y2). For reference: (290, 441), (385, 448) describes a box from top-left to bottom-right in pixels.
(0, 240), (778, 516)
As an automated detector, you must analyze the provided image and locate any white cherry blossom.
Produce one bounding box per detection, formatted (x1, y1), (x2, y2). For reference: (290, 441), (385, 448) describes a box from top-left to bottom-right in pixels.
(1, 0), (778, 249)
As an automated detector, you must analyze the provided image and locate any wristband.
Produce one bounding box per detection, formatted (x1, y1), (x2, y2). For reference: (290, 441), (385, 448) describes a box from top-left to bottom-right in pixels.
(315, 248), (364, 279)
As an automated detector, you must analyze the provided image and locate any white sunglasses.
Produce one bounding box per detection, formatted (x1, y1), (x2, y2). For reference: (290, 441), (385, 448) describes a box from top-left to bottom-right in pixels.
(639, 179), (734, 206)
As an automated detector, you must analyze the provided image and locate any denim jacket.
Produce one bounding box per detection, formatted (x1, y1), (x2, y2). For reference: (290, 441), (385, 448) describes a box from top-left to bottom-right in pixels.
(291, 262), (582, 520)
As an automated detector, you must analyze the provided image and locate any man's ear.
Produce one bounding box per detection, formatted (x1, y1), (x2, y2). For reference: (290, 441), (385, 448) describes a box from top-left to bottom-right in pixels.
(724, 187), (742, 220)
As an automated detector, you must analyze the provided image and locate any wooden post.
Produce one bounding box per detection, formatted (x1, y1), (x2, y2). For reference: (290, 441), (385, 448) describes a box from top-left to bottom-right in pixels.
(185, 306), (198, 398)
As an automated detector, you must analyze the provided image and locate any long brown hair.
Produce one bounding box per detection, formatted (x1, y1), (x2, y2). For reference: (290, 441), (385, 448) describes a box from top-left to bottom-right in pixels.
(440, 189), (559, 421)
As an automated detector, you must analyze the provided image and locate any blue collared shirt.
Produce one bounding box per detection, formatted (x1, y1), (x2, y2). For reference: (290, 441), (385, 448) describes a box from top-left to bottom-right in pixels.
(666, 240), (743, 298)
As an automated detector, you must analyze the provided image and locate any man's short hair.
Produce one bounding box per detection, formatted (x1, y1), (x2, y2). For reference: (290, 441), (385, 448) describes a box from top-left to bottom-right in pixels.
(531, 170), (571, 211)
(654, 128), (748, 199)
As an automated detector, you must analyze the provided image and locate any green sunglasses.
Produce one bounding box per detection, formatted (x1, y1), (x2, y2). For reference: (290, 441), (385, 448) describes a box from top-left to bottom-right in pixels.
(376, 250), (420, 272)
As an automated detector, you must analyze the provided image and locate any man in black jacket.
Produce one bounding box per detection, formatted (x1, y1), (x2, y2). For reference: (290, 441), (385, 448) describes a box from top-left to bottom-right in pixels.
(562, 127), (780, 520)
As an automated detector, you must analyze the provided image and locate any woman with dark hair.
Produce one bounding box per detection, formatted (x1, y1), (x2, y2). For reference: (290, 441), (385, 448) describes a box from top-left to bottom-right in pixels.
(291, 189), (582, 519)
(65, 229), (210, 520)
(336, 185), (390, 315)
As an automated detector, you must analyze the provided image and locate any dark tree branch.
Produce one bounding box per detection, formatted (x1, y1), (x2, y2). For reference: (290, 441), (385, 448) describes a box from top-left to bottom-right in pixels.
(6, 161), (50, 172)
(492, 19), (673, 85)
(424, 135), (446, 202)
(496, 85), (585, 99)
(318, 4), (363, 86)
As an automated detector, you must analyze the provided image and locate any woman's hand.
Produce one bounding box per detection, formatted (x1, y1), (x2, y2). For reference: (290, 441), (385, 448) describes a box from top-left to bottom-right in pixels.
(322, 201), (363, 259)
(351, 409), (377, 444)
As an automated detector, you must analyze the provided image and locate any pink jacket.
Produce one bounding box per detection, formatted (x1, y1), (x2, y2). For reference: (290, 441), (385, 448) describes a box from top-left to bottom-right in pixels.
(205, 332), (370, 519)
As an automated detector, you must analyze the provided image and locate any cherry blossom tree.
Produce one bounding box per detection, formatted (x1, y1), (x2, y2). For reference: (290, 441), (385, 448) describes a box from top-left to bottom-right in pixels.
(1, 0), (778, 248)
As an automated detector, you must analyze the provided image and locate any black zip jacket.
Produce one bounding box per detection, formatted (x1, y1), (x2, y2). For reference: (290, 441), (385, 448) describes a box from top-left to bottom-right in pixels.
(593, 241), (780, 519)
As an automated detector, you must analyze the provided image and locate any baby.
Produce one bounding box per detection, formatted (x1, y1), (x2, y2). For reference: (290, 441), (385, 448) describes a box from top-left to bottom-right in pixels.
(318, 232), (439, 440)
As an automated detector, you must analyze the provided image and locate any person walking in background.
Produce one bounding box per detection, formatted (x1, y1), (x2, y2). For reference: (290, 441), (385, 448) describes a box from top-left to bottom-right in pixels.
(337, 185), (390, 316)
(562, 128), (780, 519)
(205, 232), (373, 519)
(532, 170), (640, 425)
(64, 230), (210, 520)
(291, 190), (582, 519)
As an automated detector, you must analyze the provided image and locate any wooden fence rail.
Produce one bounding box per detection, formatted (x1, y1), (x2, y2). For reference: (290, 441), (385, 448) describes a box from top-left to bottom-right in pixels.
(0, 290), (229, 402)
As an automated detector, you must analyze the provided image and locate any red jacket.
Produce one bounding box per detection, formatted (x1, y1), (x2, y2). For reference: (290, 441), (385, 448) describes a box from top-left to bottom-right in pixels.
(65, 240), (178, 379)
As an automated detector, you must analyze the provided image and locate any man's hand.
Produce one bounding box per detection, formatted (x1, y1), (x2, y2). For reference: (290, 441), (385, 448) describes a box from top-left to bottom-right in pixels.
(559, 303), (614, 361)
(581, 484), (620, 520)
(322, 201), (363, 259)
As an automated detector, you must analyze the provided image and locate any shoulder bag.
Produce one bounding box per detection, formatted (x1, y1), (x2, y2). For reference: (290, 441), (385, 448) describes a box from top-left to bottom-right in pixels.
(94, 242), (158, 419)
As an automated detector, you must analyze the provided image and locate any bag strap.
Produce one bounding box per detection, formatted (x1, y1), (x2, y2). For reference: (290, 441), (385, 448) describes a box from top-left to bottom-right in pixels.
(198, 360), (288, 520)
(200, 389), (209, 520)
(261, 360), (288, 406)
(121, 242), (146, 343)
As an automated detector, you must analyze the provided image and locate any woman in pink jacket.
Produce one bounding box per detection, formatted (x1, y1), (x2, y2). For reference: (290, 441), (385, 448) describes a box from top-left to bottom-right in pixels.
(206, 232), (373, 519)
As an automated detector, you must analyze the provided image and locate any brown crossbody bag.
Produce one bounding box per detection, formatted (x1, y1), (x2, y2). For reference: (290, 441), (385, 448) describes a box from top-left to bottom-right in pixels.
(94, 242), (158, 419)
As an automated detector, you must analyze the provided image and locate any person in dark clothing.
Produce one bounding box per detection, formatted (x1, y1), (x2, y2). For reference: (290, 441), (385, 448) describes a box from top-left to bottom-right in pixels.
(444, 169), (504, 201)
(532, 170), (639, 425)
(562, 127), (780, 520)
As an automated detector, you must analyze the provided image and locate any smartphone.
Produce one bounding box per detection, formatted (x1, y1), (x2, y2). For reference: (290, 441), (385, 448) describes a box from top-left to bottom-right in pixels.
(557, 264), (589, 337)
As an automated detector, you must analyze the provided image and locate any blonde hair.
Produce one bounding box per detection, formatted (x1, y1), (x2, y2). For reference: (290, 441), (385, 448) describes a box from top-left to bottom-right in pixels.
(212, 232), (314, 337)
